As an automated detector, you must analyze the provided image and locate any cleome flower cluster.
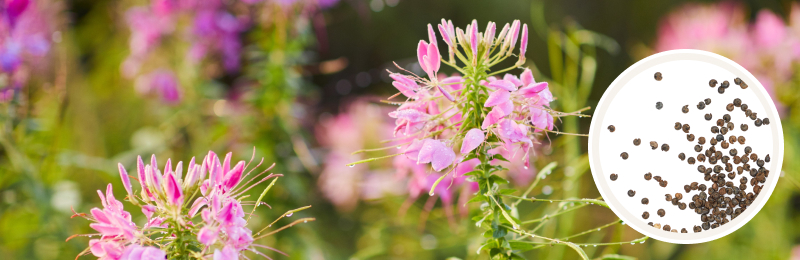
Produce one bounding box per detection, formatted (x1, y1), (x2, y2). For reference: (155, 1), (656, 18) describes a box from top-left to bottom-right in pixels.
(374, 19), (558, 193)
(70, 150), (313, 260)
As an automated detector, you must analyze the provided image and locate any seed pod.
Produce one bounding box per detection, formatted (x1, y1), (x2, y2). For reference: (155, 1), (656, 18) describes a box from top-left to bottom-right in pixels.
(608, 125), (615, 132)
(610, 173), (618, 181)
(763, 118), (770, 125)
(656, 102), (663, 110)
(721, 80), (730, 88)
(674, 122), (682, 130)
(682, 124), (691, 133)
(642, 198), (649, 205)
(738, 136), (746, 144)
(704, 113), (713, 121)
(657, 209), (666, 217)
(621, 152), (629, 160)
(697, 102), (706, 110)
(755, 118), (762, 127)
(678, 153), (686, 161)
(705, 98), (712, 105)
(682, 105), (689, 113)
(633, 138), (641, 146)
(726, 103), (734, 111)
(765, 154), (771, 162)
(645, 172), (652, 180)
(650, 141), (658, 150)
(628, 190), (636, 197)
(655, 72), (663, 81)
(698, 137), (706, 144)
(687, 134), (695, 142)
(688, 157), (696, 165)
(723, 114), (731, 122)
(709, 79), (718, 87)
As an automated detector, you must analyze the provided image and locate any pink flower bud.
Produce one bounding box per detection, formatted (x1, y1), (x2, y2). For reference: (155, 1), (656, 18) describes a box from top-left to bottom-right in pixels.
(165, 172), (183, 206)
(520, 24), (528, 58)
(118, 163), (133, 198)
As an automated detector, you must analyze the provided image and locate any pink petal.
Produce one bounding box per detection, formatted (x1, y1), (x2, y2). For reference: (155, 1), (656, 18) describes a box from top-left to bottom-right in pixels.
(165, 172), (183, 206)
(441, 76), (463, 90)
(431, 141), (456, 172)
(417, 41), (429, 73)
(403, 139), (426, 160)
(519, 82), (549, 98)
(438, 23), (451, 46)
(460, 128), (484, 154)
(484, 90), (510, 107)
(118, 163), (133, 198)
(437, 85), (455, 102)
(503, 74), (523, 87)
(487, 80), (517, 91)
(417, 139), (437, 164)
(520, 69), (535, 86)
(426, 43), (441, 74)
(388, 109), (430, 122)
(198, 226), (218, 245)
(427, 24), (437, 45)
(224, 161), (244, 189)
(520, 24), (528, 56)
(222, 152), (232, 174)
(481, 107), (505, 129)
(497, 100), (514, 115)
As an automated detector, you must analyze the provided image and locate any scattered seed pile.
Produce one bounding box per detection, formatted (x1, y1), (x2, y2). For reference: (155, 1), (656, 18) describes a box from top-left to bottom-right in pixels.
(607, 73), (771, 234)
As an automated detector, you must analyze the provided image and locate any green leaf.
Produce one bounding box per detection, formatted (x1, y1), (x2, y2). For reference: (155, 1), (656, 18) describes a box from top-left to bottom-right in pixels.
(463, 170), (483, 177)
(492, 154), (510, 162)
(489, 175), (510, 184)
(498, 188), (517, 195)
(563, 242), (590, 260)
(468, 194), (487, 203)
(508, 241), (535, 252)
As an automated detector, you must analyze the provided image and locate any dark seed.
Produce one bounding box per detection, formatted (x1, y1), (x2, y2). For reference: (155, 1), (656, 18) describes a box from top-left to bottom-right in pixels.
(740, 124), (749, 131)
(704, 113), (713, 121)
(697, 154), (705, 162)
(661, 144), (670, 152)
(687, 134), (695, 142)
(657, 209), (665, 217)
(621, 152), (629, 160)
(750, 112), (757, 120)
(633, 138), (641, 146)
(716, 134), (724, 142)
(642, 198), (649, 205)
(697, 102), (706, 110)
(682, 105), (689, 113)
(711, 126), (719, 133)
(660, 180), (668, 187)
(682, 124), (690, 133)
(727, 103), (735, 111)
(684, 185), (691, 193)
(643, 211), (650, 219)
(628, 190), (636, 197)
(679, 153), (686, 161)
(656, 102), (663, 110)
(723, 114), (731, 122)
(645, 172), (652, 180)
(608, 125), (615, 132)
(699, 184), (706, 191)
(729, 135), (737, 143)
(730, 149), (738, 156)
(674, 122), (682, 130)
(763, 118), (770, 125)
(741, 104), (749, 111)
(734, 98), (742, 106)
(655, 72), (663, 81)
(765, 154), (771, 162)
(745, 109), (752, 117)
(688, 157), (696, 164)
(709, 79), (718, 87)
(698, 137), (706, 145)
(755, 118), (762, 127)
(717, 119), (725, 127)
(695, 145), (702, 152)
(694, 226), (702, 232)
(745, 146), (752, 154)
(664, 225), (671, 231)
(702, 222), (710, 230)
(650, 141), (658, 150)
(721, 80), (730, 88)
(721, 127), (728, 135)
(734, 78), (743, 85)
(654, 176), (662, 182)
(681, 228), (688, 233)
(741, 82), (749, 89)
(757, 159), (765, 167)
(718, 87), (725, 94)
(610, 174), (618, 181)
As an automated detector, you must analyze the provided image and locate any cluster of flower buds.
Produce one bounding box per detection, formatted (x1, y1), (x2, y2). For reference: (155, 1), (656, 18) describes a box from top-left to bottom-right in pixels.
(71, 150), (312, 260)
(380, 19), (557, 192)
